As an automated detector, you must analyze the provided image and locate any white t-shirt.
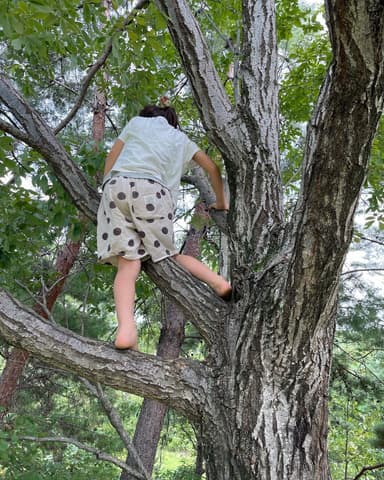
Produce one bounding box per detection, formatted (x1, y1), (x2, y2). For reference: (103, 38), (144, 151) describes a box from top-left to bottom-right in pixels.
(104, 116), (200, 205)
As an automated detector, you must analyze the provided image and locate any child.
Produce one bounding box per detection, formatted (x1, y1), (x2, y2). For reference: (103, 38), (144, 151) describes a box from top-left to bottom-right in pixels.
(97, 103), (231, 350)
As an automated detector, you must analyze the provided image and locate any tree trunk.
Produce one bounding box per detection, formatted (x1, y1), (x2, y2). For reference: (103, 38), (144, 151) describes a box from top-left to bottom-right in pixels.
(122, 203), (209, 478)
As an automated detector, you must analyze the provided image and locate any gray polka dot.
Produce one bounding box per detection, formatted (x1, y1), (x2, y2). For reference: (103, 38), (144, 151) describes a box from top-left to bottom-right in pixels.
(132, 191), (139, 198)
(107, 218), (111, 223)
(130, 181), (135, 187)
(156, 192), (161, 199)
(166, 249), (170, 255)
(138, 248), (146, 255)
(146, 204), (155, 211)
(108, 245), (111, 251)
(161, 189), (166, 196)
(109, 201), (116, 209)
(147, 219), (155, 223)
(113, 228), (122, 235)
(119, 251), (125, 256)
(128, 239), (135, 247)
(162, 227), (169, 235)
(102, 233), (108, 240)
(138, 231), (146, 238)
(117, 192), (126, 200)
(110, 179), (117, 185)
(168, 213), (173, 220)
(154, 240), (160, 248)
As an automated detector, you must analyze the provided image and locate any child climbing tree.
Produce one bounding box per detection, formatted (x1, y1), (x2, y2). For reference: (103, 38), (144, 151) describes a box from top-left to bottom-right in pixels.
(0, 0), (383, 479)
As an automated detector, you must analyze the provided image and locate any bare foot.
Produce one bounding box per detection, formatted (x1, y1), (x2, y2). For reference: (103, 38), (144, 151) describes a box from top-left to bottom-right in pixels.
(214, 281), (232, 300)
(114, 326), (138, 351)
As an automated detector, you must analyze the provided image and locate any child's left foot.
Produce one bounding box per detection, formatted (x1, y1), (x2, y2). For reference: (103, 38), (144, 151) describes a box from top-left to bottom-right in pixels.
(114, 326), (138, 351)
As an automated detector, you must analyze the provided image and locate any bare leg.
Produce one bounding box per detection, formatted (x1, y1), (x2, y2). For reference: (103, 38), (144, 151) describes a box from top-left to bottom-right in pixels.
(113, 257), (141, 350)
(174, 254), (231, 298)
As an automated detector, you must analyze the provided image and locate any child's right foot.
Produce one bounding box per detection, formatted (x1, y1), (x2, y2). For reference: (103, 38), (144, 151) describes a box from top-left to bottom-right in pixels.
(214, 281), (232, 300)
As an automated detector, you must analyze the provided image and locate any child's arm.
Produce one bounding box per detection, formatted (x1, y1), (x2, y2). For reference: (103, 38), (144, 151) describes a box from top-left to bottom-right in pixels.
(192, 150), (229, 210)
(104, 139), (125, 176)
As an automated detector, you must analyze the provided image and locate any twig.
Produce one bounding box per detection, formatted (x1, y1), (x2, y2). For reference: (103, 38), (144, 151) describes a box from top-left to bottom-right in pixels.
(341, 268), (384, 276)
(352, 462), (384, 480)
(359, 235), (384, 247)
(53, 0), (150, 135)
(9, 435), (146, 479)
(81, 379), (151, 480)
(14, 280), (55, 323)
(334, 343), (384, 388)
(0, 118), (30, 144)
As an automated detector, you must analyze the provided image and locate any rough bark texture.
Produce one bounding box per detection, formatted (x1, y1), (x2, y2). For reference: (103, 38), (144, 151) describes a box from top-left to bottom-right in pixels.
(0, 0), (383, 479)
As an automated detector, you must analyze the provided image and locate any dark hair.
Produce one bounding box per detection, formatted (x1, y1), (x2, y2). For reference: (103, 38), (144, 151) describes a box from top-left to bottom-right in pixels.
(139, 105), (179, 129)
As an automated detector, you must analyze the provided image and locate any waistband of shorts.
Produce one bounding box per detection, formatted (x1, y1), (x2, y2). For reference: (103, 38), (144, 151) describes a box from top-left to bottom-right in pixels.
(102, 172), (167, 190)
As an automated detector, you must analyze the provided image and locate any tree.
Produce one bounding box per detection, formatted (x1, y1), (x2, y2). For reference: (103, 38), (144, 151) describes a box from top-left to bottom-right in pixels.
(0, 0), (383, 479)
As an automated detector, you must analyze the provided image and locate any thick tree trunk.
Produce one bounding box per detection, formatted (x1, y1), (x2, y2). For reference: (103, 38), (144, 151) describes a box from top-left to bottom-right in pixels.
(193, 266), (335, 480)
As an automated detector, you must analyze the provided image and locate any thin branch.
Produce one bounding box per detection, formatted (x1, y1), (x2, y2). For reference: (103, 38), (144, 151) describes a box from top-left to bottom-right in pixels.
(0, 118), (30, 144)
(182, 165), (228, 234)
(352, 462), (384, 480)
(334, 343), (384, 389)
(359, 236), (384, 247)
(341, 268), (384, 276)
(81, 379), (151, 480)
(14, 280), (56, 323)
(10, 435), (146, 479)
(54, 0), (150, 134)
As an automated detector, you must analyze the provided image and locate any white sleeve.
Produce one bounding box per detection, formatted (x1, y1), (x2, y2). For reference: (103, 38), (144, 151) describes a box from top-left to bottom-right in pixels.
(117, 118), (136, 142)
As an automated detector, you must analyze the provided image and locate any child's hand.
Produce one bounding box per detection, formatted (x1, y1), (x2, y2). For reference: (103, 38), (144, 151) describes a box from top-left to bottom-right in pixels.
(208, 201), (229, 211)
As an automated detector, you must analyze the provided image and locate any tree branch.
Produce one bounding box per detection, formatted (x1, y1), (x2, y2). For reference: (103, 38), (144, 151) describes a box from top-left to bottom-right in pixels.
(54, 0), (150, 134)
(143, 258), (230, 347)
(0, 118), (30, 144)
(182, 165), (228, 234)
(341, 268), (384, 277)
(0, 289), (209, 420)
(352, 462), (384, 480)
(287, 1), (384, 326)
(240, 0), (280, 167)
(154, 0), (238, 160)
(81, 379), (151, 480)
(0, 74), (100, 222)
(10, 435), (146, 479)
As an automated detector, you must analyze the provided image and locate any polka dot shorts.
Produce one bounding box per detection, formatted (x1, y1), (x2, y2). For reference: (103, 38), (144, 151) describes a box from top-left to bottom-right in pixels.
(97, 176), (178, 266)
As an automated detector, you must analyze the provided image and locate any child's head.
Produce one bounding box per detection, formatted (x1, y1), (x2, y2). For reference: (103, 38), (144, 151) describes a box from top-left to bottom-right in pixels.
(139, 105), (179, 129)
